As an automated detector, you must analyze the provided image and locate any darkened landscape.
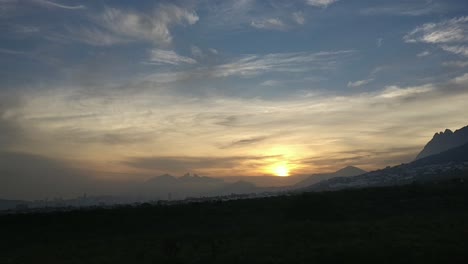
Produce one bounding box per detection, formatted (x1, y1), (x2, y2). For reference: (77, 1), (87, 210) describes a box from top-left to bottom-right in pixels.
(2, 180), (468, 264)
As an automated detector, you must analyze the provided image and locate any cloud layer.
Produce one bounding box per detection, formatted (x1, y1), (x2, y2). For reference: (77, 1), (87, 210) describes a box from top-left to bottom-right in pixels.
(1, 0), (468, 199)
(405, 16), (468, 57)
(73, 5), (199, 46)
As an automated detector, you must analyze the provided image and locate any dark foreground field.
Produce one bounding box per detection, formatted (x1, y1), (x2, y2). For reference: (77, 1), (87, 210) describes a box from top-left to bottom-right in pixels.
(2, 183), (468, 264)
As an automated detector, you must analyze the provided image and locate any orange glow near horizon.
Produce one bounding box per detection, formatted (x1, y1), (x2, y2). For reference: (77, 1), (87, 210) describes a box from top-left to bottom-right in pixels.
(272, 164), (290, 177)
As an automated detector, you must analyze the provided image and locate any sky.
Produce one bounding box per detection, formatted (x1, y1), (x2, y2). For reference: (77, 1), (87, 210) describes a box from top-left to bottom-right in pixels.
(1, 0), (468, 195)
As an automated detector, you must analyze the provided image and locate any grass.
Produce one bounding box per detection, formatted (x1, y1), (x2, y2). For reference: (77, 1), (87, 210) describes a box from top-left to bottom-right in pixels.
(2, 182), (468, 263)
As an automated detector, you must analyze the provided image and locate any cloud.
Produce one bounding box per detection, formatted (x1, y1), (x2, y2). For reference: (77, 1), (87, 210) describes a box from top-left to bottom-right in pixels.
(0, 0), (16, 18)
(440, 45), (468, 57)
(211, 50), (354, 77)
(377, 84), (434, 99)
(0, 93), (31, 150)
(73, 4), (199, 46)
(11, 25), (40, 34)
(306, 0), (338, 8)
(360, 3), (439, 16)
(142, 50), (355, 86)
(124, 155), (278, 174)
(33, 0), (85, 10)
(190, 45), (203, 58)
(148, 49), (197, 65)
(208, 48), (219, 55)
(70, 27), (129, 46)
(0, 48), (26, 55)
(260, 80), (281, 86)
(4, 70), (468, 180)
(251, 18), (286, 30)
(404, 16), (468, 44)
(0, 46), (62, 66)
(298, 146), (421, 172)
(376, 38), (383, 47)
(292, 12), (305, 25)
(405, 16), (468, 57)
(221, 136), (271, 149)
(347, 78), (374, 88)
(442, 61), (468, 67)
(417, 50), (430, 57)
(53, 127), (155, 146)
(452, 72), (468, 84)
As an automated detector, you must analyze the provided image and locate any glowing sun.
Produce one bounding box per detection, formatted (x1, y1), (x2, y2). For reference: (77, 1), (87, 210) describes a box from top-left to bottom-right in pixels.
(273, 164), (290, 177)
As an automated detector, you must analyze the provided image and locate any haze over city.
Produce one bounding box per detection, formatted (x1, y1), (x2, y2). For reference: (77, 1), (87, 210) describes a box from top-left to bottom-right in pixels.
(1, 0), (468, 200)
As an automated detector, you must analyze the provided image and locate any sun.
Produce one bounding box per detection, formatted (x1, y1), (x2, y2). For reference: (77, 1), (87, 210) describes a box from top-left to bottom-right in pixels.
(273, 164), (290, 177)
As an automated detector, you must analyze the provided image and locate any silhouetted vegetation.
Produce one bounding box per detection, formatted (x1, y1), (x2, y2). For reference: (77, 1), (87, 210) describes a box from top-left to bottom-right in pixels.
(2, 181), (468, 263)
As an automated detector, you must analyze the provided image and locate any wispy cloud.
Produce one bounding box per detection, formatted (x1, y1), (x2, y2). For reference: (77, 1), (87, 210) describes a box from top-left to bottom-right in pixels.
(33, 0), (86, 10)
(211, 50), (354, 77)
(404, 17), (468, 44)
(0, 48), (26, 55)
(221, 136), (271, 149)
(440, 45), (468, 57)
(405, 16), (468, 57)
(376, 38), (383, 47)
(143, 50), (355, 85)
(306, 0), (338, 8)
(251, 18), (286, 30)
(70, 27), (129, 46)
(361, 3), (439, 16)
(100, 5), (198, 45)
(377, 84), (434, 99)
(208, 48), (219, 55)
(11, 25), (40, 34)
(442, 61), (468, 67)
(190, 45), (203, 58)
(292, 12), (305, 25)
(125, 155), (278, 174)
(71, 4), (199, 46)
(0, 0), (17, 18)
(417, 50), (431, 57)
(148, 49), (197, 65)
(260, 80), (281, 86)
(347, 78), (374, 88)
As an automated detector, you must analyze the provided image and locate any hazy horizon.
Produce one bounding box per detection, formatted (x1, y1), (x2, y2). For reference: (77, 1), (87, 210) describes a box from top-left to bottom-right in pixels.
(1, 0), (468, 199)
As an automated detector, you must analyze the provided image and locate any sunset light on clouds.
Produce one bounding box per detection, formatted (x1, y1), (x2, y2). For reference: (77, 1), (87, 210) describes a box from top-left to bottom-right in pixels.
(1, 0), (468, 199)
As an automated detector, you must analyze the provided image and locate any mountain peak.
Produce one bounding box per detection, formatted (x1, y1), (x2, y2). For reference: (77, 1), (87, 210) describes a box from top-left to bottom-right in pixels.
(416, 125), (468, 160)
(334, 166), (367, 176)
(434, 129), (454, 138)
(294, 165), (366, 188)
(182, 172), (200, 178)
(145, 174), (177, 183)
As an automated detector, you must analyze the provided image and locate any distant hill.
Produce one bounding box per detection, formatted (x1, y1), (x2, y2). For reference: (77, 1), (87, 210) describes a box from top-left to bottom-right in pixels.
(222, 166), (367, 188)
(139, 173), (256, 199)
(0, 199), (29, 210)
(309, 142), (468, 192)
(210, 180), (257, 196)
(294, 166), (367, 188)
(333, 166), (368, 177)
(221, 175), (310, 187)
(416, 125), (468, 160)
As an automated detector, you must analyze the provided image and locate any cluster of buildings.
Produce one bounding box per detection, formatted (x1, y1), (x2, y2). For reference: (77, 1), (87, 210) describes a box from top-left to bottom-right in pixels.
(316, 161), (468, 191)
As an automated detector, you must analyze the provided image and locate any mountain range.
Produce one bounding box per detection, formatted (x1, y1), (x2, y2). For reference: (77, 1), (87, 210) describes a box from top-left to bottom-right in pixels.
(293, 166), (367, 188)
(416, 125), (468, 160)
(310, 131), (468, 191)
(137, 172), (256, 200)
